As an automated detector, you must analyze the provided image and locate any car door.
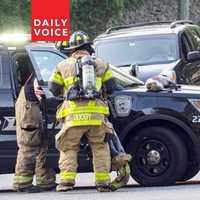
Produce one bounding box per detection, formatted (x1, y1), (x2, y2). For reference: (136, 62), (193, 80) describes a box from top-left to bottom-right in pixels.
(0, 45), (18, 173)
(25, 45), (92, 171)
(178, 30), (200, 85)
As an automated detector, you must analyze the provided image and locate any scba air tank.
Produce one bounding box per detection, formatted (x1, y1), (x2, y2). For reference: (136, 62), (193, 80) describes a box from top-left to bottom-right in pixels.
(81, 56), (97, 97)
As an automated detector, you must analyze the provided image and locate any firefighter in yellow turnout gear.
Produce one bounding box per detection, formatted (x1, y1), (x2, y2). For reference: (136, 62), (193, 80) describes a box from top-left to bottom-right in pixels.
(49, 31), (115, 192)
(55, 38), (132, 191)
(49, 31), (131, 192)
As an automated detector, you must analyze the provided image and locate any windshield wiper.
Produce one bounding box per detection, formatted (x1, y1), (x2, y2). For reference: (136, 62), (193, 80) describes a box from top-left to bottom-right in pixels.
(116, 64), (131, 68)
(125, 82), (144, 87)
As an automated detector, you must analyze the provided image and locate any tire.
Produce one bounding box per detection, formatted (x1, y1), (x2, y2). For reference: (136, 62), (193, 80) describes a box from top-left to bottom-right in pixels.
(178, 163), (200, 182)
(127, 126), (188, 186)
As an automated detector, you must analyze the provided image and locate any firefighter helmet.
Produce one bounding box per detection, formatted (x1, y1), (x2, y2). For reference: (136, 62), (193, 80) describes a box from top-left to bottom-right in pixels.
(67, 31), (92, 50)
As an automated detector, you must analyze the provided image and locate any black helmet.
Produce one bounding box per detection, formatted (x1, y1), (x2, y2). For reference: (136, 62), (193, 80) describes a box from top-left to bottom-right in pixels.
(67, 31), (92, 50)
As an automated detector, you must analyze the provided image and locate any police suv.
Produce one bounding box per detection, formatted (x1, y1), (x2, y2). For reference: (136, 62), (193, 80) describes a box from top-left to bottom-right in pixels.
(1, 34), (200, 186)
(94, 20), (200, 84)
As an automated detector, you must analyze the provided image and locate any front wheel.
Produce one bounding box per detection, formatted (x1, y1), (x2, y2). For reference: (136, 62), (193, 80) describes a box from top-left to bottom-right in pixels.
(178, 162), (200, 182)
(127, 126), (188, 186)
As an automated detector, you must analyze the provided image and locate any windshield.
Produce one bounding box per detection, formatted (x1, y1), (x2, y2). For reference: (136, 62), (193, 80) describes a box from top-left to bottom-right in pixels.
(95, 34), (179, 66)
(30, 50), (143, 87)
(110, 65), (143, 87)
(31, 50), (64, 83)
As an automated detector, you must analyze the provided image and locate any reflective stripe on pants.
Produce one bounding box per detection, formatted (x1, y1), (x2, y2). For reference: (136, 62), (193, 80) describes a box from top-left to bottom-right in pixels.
(95, 172), (111, 182)
(60, 171), (77, 181)
(14, 175), (33, 184)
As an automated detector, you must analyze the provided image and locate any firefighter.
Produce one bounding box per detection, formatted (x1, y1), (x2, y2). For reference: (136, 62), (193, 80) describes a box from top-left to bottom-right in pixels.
(55, 40), (132, 190)
(13, 75), (56, 193)
(49, 31), (131, 192)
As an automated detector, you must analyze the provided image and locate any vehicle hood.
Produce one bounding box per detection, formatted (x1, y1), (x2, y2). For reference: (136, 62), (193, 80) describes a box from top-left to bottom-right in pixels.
(44, 83), (200, 100)
(118, 61), (178, 82)
(118, 84), (200, 98)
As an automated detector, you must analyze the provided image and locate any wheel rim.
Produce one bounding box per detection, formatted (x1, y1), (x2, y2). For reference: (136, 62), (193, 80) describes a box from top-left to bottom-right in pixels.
(135, 138), (170, 177)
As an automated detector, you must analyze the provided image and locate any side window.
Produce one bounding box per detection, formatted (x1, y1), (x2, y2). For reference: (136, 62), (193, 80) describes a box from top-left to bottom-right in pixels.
(31, 51), (65, 83)
(13, 52), (34, 89)
(187, 28), (200, 51)
(0, 55), (10, 89)
(0, 56), (3, 87)
(184, 30), (196, 51)
(180, 33), (191, 60)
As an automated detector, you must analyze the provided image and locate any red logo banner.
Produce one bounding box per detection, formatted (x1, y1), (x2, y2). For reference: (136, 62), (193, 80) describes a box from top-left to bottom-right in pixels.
(31, 0), (70, 41)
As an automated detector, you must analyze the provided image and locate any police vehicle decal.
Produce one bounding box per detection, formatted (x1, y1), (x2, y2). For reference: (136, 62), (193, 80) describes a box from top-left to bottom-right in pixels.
(1, 117), (16, 131)
(192, 115), (200, 123)
(0, 116), (61, 132)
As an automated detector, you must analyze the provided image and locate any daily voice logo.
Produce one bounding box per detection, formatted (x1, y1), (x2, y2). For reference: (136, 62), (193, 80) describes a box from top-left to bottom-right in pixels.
(32, 0), (70, 41)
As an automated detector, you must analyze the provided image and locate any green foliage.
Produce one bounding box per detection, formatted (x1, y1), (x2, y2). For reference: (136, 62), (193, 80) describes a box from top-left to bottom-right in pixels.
(124, 0), (144, 8)
(71, 0), (144, 39)
(0, 0), (31, 33)
(0, 0), (143, 37)
(71, 0), (123, 38)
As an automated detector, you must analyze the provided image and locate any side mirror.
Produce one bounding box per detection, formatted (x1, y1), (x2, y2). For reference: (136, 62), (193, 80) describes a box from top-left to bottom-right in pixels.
(160, 70), (177, 83)
(130, 63), (139, 76)
(187, 51), (200, 62)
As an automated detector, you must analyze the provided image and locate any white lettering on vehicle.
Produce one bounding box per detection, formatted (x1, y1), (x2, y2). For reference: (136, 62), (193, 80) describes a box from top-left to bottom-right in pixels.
(2, 117), (16, 131)
(0, 117), (61, 132)
(192, 115), (200, 123)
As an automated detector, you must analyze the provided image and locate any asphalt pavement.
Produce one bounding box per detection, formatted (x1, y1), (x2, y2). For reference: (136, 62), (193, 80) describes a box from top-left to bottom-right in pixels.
(1, 173), (200, 200)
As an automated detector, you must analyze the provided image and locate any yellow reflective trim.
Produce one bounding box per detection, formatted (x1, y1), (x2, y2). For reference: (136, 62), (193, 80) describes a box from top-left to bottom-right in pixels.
(68, 100), (76, 107)
(95, 172), (110, 181)
(57, 106), (109, 119)
(96, 77), (102, 91)
(102, 70), (113, 82)
(68, 120), (102, 126)
(88, 100), (96, 106)
(63, 76), (79, 89)
(71, 106), (109, 114)
(50, 72), (64, 86)
(57, 99), (109, 119)
(60, 171), (77, 180)
(14, 175), (33, 184)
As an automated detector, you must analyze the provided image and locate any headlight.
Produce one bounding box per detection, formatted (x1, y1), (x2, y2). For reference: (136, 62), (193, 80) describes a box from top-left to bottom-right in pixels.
(114, 95), (132, 117)
(189, 99), (200, 112)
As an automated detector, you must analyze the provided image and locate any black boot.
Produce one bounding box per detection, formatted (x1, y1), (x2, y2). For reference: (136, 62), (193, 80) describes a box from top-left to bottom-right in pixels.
(38, 183), (57, 191)
(96, 185), (112, 192)
(16, 185), (44, 193)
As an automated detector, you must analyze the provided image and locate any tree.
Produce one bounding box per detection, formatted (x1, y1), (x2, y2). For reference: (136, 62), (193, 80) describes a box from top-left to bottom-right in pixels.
(0, 0), (31, 33)
(0, 0), (143, 38)
(71, 0), (144, 38)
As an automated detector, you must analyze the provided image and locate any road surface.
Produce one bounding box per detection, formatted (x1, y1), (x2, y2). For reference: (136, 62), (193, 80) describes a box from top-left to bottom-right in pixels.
(0, 172), (200, 199)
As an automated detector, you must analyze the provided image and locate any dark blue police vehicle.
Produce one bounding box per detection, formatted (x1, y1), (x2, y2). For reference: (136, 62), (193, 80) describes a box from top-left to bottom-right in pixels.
(1, 38), (200, 186)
